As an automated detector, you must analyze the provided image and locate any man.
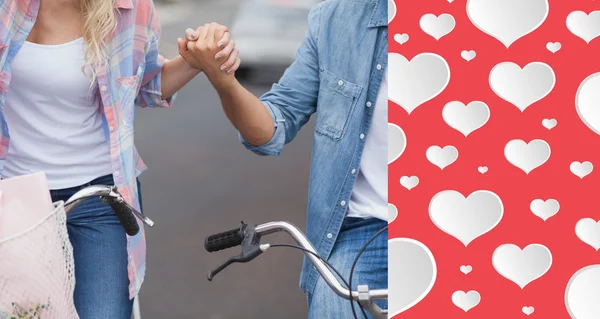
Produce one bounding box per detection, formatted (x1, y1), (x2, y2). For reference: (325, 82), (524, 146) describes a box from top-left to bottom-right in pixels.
(180, 0), (387, 317)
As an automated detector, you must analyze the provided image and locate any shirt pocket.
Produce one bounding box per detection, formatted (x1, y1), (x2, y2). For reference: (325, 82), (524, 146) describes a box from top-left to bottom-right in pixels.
(316, 68), (362, 141)
(115, 65), (143, 126)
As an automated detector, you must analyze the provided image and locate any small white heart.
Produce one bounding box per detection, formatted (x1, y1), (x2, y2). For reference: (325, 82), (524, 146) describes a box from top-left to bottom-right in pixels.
(460, 265), (473, 275)
(400, 176), (420, 190)
(420, 13), (456, 40)
(542, 118), (557, 130)
(570, 161), (594, 179)
(394, 33), (410, 45)
(546, 42), (561, 53)
(448, 0), (454, 2)
(426, 145), (459, 170)
(461, 50), (476, 61)
(530, 199), (560, 221)
(523, 306), (535, 315)
(478, 166), (488, 174)
(452, 290), (480, 312)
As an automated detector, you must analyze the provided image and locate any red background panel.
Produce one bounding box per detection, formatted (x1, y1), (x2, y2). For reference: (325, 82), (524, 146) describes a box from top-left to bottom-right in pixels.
(388, 1), (600, 318)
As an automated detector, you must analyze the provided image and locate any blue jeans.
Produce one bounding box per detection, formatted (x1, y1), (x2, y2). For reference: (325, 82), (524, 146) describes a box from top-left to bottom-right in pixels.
(50, 174), (136, 319)
(307, 217), (388, 319)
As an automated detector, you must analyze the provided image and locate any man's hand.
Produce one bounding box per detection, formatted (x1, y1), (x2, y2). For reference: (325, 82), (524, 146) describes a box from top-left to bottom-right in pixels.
(179, 23), (240, 89)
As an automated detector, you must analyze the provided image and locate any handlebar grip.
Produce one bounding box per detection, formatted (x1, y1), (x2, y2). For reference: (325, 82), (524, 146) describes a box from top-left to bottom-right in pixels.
(108, 200), (140, 236)
(205, 224), (247, 252)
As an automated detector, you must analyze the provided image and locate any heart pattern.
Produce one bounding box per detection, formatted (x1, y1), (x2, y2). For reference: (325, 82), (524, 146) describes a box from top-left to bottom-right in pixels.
(389, 1), (600, 318)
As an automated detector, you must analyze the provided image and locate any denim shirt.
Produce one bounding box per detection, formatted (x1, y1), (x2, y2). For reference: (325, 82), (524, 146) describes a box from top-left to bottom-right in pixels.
(240, 0), (388, 298)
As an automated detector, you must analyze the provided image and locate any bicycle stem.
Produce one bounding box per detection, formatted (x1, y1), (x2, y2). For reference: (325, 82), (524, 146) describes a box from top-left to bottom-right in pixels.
(254, 221), (388, 301)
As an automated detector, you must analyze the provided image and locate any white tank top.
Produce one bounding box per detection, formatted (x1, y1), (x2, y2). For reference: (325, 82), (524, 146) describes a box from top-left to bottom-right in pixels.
(2, 37), (113, 189)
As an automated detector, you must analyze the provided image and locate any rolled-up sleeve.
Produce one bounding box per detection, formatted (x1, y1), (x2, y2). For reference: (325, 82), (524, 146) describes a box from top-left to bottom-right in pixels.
(238, 3), (323, 156)
(135, 3), (175, 108)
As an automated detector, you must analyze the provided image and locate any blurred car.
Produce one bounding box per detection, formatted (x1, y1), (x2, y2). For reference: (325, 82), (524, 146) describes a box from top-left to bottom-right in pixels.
(231, 0), (320, 80)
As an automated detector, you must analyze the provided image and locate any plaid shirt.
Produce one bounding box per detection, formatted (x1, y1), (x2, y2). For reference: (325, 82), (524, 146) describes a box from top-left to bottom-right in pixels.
(0, 0), (174, 298)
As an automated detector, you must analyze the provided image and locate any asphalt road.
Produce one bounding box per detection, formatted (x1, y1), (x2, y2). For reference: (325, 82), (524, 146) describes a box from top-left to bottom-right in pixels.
(135, 1), (313, 318)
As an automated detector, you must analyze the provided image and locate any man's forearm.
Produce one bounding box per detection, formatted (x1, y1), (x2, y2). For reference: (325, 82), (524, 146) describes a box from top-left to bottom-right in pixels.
(213, 76), (275, 146)
(161, 56), (202, 99)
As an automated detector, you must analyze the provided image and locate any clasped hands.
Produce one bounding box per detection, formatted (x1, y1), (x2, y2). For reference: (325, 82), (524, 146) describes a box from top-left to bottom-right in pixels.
(177, 23), (240, 84)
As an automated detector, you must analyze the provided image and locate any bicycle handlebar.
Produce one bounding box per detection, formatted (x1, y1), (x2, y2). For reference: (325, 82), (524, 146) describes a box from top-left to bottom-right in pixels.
(205, 221), (387, 301)
(64, 185), (154, 236)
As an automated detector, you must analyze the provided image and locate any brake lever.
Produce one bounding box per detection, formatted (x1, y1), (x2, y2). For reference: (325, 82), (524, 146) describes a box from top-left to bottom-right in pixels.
(207, 224), (263, 281)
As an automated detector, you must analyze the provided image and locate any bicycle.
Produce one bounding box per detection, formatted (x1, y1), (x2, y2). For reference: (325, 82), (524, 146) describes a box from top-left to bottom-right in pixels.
(204, 221), (388, 319)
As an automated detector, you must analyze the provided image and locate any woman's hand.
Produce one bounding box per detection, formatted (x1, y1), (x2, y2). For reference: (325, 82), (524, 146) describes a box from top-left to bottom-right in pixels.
(177, 23), (240, 74)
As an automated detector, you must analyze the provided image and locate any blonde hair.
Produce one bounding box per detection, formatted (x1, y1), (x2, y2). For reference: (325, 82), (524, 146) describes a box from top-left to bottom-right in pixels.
(78, 0), (117, 83)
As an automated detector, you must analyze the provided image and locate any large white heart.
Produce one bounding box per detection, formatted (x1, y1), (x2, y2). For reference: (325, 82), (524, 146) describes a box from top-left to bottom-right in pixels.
(466, 0), (549, 48)
(504, 139), (551, 174)
(576, 73), (600, 135)
(389, 53), (450, 114)
(492, 244), (552, 289)
(429, 190), (503, 246)
(575, 218), (600, 251)
(388, 123), (406, 164)
(442, 101), (490, 136)
(565, 265), (600, 319)
(388, 0), (397, 23)
(388, 238), (437, 316)
(489, 62), (555, 111)
(566, 11), (600, 44)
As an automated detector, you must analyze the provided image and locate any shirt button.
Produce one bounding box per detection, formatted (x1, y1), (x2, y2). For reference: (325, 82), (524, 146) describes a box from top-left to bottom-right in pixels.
(340, 200), (346, 206)
(360, 133), (365, 139)
(376, 64), (382, 70)
(351, 169), (356, 174)
(109, 126), (115, 132)
(338, 80), (344, 86)
(114, 171), (120, 177)
(101, 86), (107, 92)
(327, 233), (333, 239)
(366, 101), (372, 107)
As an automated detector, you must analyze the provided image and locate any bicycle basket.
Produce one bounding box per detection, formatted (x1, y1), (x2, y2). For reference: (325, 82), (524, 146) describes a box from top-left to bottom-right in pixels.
(0, 201), (79, 319)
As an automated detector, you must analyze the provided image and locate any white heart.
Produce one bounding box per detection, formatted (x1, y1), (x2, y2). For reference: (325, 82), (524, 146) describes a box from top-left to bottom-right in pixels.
(542, 118), (557, 130)
(420, 13), (456, 40)
(460, 265), (473, 275)
(530, 199), (560, 221)
(388, 203), (398, 224)
(546, 42), (562, 53)
(388, 0), (397, 23)
(452, 290), (481, 312)
(576, 73), (600, 135)
(504, 139), (551, 174)
(389, 53), (450, 114)
(388, 123), (407, 164)
(565, 265), (600, 319)
(400, 176), (419, 190)
(388, 238), (437, 316)
(448, 0), (454, 2)
(426, 145), (458, 170)
(461, 50), (476, 61)
(442, 101), (490, 136)
(523, 306), (535, 316)
(478, 166), (489, 174)
(466, 0), (549, 48)
(566, 11), (600, 44)
(492, 244), (552, 289)
(570, 161), (594, 179)
(575, 218), (600, 251)
(394, 33), (409, 45)
(489, 62), (556, 112)
(429, 190), (503, 246)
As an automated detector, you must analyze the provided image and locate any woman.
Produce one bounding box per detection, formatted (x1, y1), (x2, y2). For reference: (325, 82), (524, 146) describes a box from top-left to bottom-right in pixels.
(0, 0), (238, 318)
